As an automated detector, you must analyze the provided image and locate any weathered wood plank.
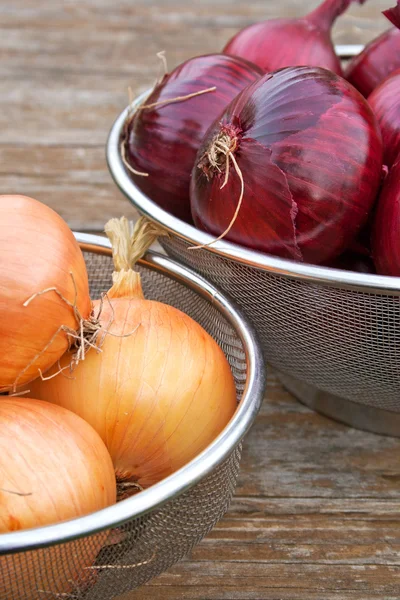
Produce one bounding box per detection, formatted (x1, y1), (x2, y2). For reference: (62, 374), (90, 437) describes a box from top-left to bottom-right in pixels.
(191, 521), (400, 565)
(147, 560), (400, 589)
(227, 496), (400, 516)
(130, 587), (400, 600)
(0, 146), (137, 228)
(237, 376), (400, 499)
(131, 562), (400, 598)
(0, 176), (137, 230)
(0, 73), (131, 146)
(0, 0), (392, 69)
(131, 591), (400, 600)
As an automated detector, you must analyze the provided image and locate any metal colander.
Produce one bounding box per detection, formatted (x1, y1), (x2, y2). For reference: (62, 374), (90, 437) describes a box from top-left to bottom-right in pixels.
(0, 234), (265, 600)
(106, 46), (400, 437)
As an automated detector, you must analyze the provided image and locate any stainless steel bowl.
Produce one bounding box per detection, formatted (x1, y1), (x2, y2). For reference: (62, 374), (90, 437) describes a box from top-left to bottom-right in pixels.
(106, 46), (400, 437)
(0, 234), (265, 599)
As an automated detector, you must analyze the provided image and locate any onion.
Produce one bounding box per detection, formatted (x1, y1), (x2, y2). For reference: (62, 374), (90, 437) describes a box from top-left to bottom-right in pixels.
(385, 0), (400, 26)
(371, 156), (400, 275)
(223, 0), (365, 75)
(324, 250), (376, 273)
(190, 67), (383, 265)
(0, 397), (116, 600)
(0, 195), (92, 392)
(28, 218), (237, 491)
(345, 1), (400, 97)
(122, 54), (262, 223)
(368, 68), (400, 168)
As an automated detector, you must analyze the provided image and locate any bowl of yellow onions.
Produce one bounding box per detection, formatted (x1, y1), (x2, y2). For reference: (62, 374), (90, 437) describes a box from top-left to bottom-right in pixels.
(0, 201), (265, 600)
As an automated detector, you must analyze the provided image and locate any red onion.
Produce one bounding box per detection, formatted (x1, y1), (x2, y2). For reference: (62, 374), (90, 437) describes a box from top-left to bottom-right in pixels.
(223, 0), (365, 76)
(348, 193), (385, 258)
(190, 67), (383, 265)
(385, 0), (400, 27)
(324, 250), (376, 273)
(122, 54), (262, 223)
(345, 1), (400, 97)
(368, 68), (400, 168)
(372, 156), (400, 275)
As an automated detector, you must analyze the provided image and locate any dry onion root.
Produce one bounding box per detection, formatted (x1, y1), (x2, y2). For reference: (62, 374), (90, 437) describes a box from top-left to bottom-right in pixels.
(120, 49), (217, 179)
(28, 216), (237, 492)
(189, 67), (383, 265)
(120, 86), (217, 179)
(0, 195), (96, 393)
(120, 54), (262, 222)
(188, 127), (245, 251)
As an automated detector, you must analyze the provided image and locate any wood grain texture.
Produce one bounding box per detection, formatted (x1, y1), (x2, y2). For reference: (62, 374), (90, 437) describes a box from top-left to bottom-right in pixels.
(0, 0), (394, 230)
(3, 1), (400, 598)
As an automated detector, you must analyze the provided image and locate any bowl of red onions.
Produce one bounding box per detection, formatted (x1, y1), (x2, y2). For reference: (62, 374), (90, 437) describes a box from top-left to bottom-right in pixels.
(107, 0), (400, 437)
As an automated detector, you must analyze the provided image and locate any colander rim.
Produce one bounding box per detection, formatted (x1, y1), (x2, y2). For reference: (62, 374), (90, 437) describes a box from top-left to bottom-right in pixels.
(105, 44), (400, 295)
(0, 234), (265, 555)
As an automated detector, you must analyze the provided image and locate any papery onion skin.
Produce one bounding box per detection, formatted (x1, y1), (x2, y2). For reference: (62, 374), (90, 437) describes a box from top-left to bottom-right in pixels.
(123, 54), (262, 223)
(223, 0), (365, 76)
(346, 2), (400, 97)
(0, 196), (91, 391)
(0, 397), (116, 600)
(368, 69), (400, 169)
(190, 67), (383, 265)
(28, 271), (237, 489)
(371, 157), (400, 275)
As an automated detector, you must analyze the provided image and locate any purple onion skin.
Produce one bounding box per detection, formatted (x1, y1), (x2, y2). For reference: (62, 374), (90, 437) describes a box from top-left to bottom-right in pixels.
(348, 173), (389, 258)
(124, 54), (262, 223)
(368, 69), (400, 169)
(324, 251), (376, 273)
(372, 156), (400, 276)
(345, 28), (400, 97)
(384, 0), (400, 29)
(346, 2), (400, 97)
(190, 67), (383, 265)
(223, 0), (364, 76)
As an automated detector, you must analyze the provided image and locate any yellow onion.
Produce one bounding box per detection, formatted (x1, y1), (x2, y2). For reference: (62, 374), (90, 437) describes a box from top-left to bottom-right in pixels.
(28, 217), (237, 490)
(0, 195), (92, 392)
(0, 397), (116, 600)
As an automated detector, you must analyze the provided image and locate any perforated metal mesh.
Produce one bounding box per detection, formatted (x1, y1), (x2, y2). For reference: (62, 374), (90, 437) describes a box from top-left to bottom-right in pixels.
(0, 250), (247, 600)
(161, 236), (400, 413)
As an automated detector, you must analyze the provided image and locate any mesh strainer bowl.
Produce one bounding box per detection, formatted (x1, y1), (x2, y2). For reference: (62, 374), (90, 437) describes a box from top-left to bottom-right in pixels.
(106, 46), (400, 437)
(0, 235), (265, 600)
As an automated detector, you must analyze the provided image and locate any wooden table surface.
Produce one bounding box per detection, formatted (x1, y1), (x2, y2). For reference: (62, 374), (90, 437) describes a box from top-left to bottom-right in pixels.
(3, 1), (400, 598)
